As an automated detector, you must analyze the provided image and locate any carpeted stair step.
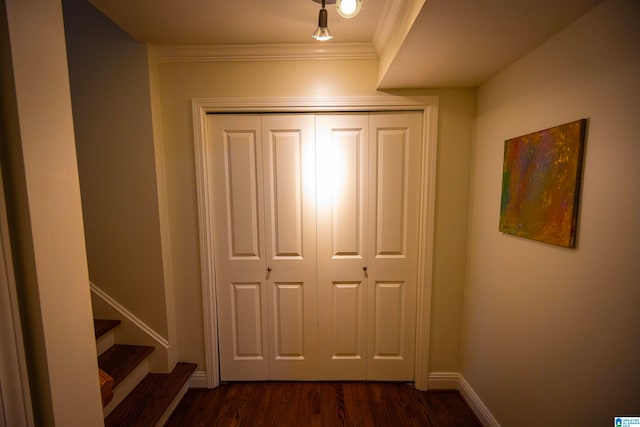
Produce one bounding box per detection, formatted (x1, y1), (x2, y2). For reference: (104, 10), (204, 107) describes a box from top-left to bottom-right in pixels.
(105, 362), (197, 427)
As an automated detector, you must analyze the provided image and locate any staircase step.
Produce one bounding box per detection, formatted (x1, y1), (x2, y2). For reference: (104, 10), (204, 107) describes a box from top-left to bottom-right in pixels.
(99, 368), (114, 407)
(105, 362), (197, 427)
(94, 319), (121, 339)
(98, 344), (155, 387)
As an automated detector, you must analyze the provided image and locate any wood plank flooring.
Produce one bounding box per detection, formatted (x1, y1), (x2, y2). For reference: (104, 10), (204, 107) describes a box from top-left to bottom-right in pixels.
(165, 382), (482, 427)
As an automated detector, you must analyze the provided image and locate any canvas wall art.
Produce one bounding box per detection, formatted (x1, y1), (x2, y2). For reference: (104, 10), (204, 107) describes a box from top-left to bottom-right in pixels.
(499, 119), (587, 248)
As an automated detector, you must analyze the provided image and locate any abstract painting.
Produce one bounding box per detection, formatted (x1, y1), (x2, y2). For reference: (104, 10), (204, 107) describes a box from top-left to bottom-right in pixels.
(499, 119), (587, 248)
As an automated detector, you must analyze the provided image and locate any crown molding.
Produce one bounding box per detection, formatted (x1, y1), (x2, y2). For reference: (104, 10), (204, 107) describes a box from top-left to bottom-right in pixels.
(372, 0), (403, 52)
(148, 42), (377, 63)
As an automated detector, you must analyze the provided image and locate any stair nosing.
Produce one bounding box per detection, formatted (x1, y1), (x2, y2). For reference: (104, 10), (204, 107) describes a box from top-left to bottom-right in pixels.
(98, 344), (155, 387)
(105, 362), (197, 427)
(94, 319), (122, 339)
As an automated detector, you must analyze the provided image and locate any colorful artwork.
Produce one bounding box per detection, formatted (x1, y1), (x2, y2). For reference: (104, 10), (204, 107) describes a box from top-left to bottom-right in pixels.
(499, 119), (587, 248)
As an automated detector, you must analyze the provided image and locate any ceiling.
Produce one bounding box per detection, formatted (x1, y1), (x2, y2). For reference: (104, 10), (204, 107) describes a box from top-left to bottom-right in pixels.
(89, 0), (604, 88)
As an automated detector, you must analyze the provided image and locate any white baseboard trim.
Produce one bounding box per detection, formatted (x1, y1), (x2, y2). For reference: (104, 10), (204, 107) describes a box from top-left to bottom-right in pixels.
(427, 371), (461, 390)
(91, 282), (172, 372)
(427, 372), (500, 427)
(458, 375), (501, 427)
(189, 370), (208, 389)
(90, 282), (169, 349)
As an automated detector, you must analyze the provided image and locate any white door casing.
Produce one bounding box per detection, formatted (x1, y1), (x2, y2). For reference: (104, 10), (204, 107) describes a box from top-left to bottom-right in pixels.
(0, 163), (34, 426)
(193, 96), (439, 390)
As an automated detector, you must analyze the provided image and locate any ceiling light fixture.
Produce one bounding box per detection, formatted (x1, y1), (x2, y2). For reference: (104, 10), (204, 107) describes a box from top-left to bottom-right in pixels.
(312, 0), (333, 41)
(336, 0), (362, 18)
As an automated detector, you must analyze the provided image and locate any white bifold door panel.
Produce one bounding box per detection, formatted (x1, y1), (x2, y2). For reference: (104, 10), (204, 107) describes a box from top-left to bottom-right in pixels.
(365, 113), (421, 381)
(262, 115), (318, 380)
(208, 112), (422, 381)
(316, 114), (369, 380)
(210, 114), (268, 380)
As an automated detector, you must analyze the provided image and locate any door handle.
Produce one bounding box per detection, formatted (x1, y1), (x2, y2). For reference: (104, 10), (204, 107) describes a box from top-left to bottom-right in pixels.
(363, 266), (368, 278)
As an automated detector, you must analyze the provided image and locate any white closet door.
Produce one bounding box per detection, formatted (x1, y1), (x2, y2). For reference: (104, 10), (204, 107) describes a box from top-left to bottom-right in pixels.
(211, 112), (422, 382)
(316, 114), (370, 379)
(261, 114), (318, 380)
(209, 114), (269, 380)
(366, 112), (422, 381)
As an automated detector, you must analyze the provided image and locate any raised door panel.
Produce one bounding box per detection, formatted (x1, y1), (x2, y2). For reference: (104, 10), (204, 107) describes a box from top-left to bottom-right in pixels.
(374, 129), (408, 257)
(267, 130), (303, 258)
(371, 281), (404, 359)
(262, 115), (317, 379)
(272, 282), (305, 358)
(366, 112), (422, 381)
(316, 114), (368, 380)
(318, 279), (367, 379)
(209, 114), (268, 380)
(230, 282), (265, 360)
(329, 129), (365, 258)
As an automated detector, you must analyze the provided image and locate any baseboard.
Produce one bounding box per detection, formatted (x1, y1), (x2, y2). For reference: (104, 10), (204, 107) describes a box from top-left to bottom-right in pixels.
(189, 370), (208, 389)
(90, 282), (170, 372)
(427, 371), (461, 390)
(457, 375), (501, 427)
(427, 372), (501, 427)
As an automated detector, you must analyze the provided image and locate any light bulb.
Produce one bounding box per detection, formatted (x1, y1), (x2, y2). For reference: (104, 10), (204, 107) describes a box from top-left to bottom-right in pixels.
(340, 0), (356, 15)
(312, 7), (333, 41)
(337, 0), (362, 18)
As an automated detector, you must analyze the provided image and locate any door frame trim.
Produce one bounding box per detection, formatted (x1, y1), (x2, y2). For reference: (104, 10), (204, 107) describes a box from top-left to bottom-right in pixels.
(0, 163), (34, 426)
(192, 95), (439, 390)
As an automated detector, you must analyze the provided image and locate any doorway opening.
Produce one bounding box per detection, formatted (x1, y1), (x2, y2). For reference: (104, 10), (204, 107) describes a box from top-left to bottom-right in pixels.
(192, 96), (438, 390)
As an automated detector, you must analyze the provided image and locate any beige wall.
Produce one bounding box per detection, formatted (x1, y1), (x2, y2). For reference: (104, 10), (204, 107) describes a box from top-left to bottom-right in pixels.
(425, 89), (475, 372)
(1, 0), (103, 424)
(63, 0), (169, 338)
(463, 0), (640, 425)
(153, 59), (476, 373)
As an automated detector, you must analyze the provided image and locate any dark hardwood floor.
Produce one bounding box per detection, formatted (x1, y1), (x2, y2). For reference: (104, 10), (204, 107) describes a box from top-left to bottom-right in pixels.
(165, 382), (482, 427)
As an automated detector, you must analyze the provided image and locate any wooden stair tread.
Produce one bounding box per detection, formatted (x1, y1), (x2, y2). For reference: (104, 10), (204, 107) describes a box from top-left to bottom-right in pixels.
(98, 344), (154, 387)
(94, 319), (121, 339)
(105, 362), (197, 427)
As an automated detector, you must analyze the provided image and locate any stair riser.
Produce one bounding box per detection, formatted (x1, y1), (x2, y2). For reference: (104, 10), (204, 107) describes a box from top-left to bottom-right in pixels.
(96, 330), (115, 356)
(103, 359), (149, 417)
